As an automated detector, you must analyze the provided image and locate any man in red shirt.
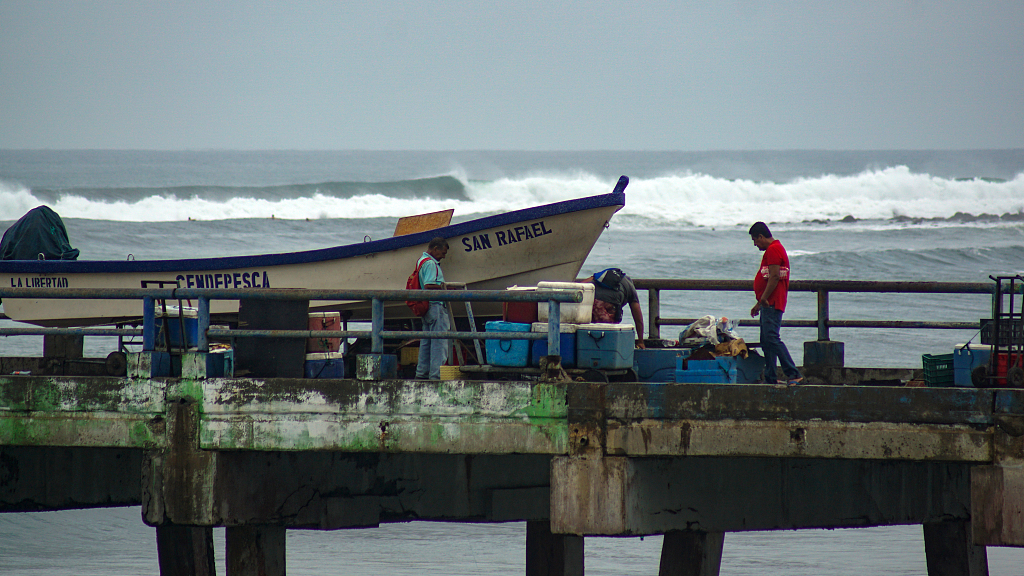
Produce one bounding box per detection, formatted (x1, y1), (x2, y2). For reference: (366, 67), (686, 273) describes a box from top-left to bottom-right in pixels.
(749, 222), (802, 385)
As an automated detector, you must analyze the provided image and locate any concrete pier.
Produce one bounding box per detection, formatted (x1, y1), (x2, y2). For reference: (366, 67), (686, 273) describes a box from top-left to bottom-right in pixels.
(3, 372), (1024, 575)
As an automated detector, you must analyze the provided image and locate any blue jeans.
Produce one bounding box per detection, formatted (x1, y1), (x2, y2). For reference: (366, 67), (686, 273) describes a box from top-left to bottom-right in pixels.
(415, 302), (450, 379)
(760, 304), (800, 383)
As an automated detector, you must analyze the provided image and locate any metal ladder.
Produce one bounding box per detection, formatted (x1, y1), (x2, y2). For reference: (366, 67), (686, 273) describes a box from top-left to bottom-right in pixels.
(445, 282), (485, 365)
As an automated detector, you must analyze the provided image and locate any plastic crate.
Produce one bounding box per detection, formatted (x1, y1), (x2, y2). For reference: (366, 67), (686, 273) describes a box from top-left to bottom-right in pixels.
(980, 318), (1024, 346)
(675, 357), (738, 384)
(922, 353), (954, 387)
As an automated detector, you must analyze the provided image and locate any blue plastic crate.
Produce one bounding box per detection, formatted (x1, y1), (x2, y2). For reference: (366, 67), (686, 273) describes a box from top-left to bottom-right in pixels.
(634, 348), (691, 382)
(675, 357), (738, 384)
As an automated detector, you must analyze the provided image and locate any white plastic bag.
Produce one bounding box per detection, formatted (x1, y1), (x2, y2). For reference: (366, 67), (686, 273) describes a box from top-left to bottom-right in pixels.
(681, 315), (720, 344)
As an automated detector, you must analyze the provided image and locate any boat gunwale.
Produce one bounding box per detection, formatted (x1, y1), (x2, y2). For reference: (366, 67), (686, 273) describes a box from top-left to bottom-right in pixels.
(0, 192), (625, 274)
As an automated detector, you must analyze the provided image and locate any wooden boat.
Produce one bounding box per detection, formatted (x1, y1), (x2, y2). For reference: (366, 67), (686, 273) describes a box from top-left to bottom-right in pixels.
(0, 178), (627, 327)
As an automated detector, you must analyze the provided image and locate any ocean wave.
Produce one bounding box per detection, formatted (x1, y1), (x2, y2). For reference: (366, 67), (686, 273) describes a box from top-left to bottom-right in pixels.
(613, 167), (1024, 227)
(1, 167), (1022, 224)
(29, 175), (469, 203)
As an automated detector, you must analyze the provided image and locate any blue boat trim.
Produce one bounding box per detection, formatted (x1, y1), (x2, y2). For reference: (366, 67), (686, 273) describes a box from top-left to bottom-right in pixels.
(0, 192), (625, 274)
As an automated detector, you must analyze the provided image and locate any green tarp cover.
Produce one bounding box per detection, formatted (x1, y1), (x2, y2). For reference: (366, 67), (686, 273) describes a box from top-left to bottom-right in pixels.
(1, 205), (80, 261)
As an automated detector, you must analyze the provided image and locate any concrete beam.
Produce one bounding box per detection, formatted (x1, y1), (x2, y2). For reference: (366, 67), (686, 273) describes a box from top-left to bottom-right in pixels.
(551, 456), (971, 536)
(606, 419), (991, 461)
(0, 375), (166, 450)
(972, 464), (1024, 547)
(971, 426), (1024, 547)
(0, 446), (142, 512)
(199, 379), (568, 454)
(592, 382), (994, 426)
(145, 427), (555, 528)
(0, 375), (166, 414)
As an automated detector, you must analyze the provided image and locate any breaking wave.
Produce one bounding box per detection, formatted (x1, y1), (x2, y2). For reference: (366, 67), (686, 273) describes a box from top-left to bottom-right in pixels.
(1, 166), (1022, 225)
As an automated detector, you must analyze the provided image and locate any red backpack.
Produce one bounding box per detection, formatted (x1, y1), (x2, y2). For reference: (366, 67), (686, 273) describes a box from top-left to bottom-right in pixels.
(406, 255), (432, 317)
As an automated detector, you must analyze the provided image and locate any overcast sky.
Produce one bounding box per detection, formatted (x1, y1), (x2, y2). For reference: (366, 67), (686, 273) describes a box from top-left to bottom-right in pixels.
(1, 1), (1022, 151)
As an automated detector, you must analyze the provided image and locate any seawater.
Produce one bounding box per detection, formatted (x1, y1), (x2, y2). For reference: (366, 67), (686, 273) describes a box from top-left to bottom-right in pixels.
(1, 150), (1023, 574)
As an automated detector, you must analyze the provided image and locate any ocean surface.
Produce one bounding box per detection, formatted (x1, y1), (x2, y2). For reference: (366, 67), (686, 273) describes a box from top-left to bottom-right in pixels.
(1, 149), (1023, 574)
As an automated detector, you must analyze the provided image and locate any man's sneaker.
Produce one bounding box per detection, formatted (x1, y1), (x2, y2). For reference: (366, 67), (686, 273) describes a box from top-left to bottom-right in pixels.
(787, 378), (803, 386)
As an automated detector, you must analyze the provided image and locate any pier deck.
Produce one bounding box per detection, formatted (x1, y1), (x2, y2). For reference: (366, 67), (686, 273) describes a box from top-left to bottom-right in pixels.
(2, 373), (1021, 575)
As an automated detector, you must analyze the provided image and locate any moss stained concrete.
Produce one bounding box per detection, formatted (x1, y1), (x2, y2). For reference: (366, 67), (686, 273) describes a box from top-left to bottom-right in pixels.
(199, 378), (569, 453)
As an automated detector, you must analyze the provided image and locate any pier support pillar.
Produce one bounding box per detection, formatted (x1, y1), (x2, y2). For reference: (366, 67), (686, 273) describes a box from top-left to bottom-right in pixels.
(972, 417), (1024, 548)
(235, 299), (308, 378)
(526, 520), (584, 576)
(129, 351), (172, 378)
(182, 351), (233, 379)
(156, 525), (216, 576)
(43, 334), (83, 359)
(923, 520), (988, 576)
(227, 526), (286, 576)
(802, 340), (844, 370)
(658, 530), (724, 576)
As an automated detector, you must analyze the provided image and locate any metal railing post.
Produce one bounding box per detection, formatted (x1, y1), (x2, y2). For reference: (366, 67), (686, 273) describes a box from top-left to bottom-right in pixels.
(371, 297), (384, 354)
(547, 299), (561, 358)
(142, 296), (155, 351)
(197, 297), (210, 353)
(648, 288), (661, 340)
(817, 289), (829, 341)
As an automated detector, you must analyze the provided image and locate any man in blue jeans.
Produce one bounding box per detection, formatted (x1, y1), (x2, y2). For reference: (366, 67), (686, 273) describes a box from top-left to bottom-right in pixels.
(415, 237), (450, 380)
(749, 222), (802, 385)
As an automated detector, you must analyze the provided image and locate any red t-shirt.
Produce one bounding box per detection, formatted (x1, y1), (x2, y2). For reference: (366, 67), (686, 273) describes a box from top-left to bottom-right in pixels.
(753, 240), (790, 312)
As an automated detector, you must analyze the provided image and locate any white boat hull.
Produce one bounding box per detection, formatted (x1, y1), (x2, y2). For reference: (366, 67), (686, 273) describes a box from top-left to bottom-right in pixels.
(1, 188), (626, 327)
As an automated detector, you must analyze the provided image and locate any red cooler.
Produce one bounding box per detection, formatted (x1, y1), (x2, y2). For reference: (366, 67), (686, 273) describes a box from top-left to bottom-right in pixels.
(994, 352), (1024, 387)
(503, 286), (539, 323)
(307, 312), (342, 353)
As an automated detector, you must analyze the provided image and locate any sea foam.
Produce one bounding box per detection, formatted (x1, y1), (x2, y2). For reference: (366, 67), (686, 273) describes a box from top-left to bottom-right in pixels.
(1, 167), (1022, 225)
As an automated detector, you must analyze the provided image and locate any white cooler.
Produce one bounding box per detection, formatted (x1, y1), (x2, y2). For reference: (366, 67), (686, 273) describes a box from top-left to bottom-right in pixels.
(536, 281), (595, 324)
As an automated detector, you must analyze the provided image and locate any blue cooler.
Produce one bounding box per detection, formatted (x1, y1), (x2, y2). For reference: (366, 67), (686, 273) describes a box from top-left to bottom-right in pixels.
(634, 348), (691, 382)
(675, 357), (738, 384)
(305, 352), (346, 378)
(530, 322), (577, 367)
(576, 323), (635, 369)
(154, 306), (199, 349)
(485, 321), (532, 367)
(953, 344), (992, 387)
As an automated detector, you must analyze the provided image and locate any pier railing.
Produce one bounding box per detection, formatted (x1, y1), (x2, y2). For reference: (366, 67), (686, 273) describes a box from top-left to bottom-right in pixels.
(0, 287), (581, 357)
(2, 280), (1004, 354)
(634, 279), (995, 340)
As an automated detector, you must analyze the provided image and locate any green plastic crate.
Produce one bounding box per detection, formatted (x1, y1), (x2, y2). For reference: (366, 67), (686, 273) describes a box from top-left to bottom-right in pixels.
(923, 353), (954, 387)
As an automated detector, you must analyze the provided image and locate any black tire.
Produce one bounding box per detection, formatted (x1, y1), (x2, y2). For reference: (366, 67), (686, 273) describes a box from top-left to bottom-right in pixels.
(1008, 366), (1024, 388)
(106, 351), (127, 376)
(972, 366), (989, 387)
(581, 369), (609, 383)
